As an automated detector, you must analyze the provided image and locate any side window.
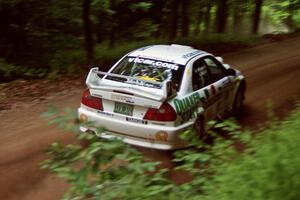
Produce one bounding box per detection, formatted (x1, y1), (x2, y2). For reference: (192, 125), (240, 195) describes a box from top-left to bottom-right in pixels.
(203, 57), (226, 82)
(192, 59), (210, 91)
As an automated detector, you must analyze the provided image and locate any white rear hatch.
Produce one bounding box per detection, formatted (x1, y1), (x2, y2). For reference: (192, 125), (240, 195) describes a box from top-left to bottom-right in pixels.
(84, 68), (177, 122)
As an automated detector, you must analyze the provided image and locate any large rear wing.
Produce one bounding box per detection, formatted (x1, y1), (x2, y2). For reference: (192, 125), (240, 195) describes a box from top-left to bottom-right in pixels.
(86, 67), (175, 102)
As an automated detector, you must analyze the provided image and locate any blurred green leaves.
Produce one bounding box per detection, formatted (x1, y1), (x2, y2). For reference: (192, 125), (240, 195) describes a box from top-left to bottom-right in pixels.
(1, 0), (300, 82)
(41, 105), (300, 200)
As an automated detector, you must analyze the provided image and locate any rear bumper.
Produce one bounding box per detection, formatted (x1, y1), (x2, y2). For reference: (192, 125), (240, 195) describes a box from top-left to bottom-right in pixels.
(78, 107), (192, 150)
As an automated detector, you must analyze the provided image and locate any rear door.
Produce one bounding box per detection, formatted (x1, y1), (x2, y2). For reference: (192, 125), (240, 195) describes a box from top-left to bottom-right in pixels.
(202, 56), (235, 115)
(192, 58), (223, 120)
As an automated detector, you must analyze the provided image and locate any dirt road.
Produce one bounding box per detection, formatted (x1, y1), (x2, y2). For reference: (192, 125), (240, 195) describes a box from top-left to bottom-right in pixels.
(0, 36), (300, 200)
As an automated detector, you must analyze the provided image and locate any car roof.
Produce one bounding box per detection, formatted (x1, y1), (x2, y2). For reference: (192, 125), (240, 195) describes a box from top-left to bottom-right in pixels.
(127, 44), (208, 65)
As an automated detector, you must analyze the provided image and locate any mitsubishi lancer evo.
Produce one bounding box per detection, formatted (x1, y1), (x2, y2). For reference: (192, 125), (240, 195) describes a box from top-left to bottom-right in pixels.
(78, 44), (246, 150)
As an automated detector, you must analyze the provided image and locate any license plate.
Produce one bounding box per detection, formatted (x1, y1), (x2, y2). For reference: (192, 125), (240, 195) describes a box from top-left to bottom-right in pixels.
(114, 102), (134, 116)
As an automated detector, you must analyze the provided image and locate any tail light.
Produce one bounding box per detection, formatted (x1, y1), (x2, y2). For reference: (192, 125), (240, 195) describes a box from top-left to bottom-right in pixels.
(143, 102), (177, 122)
(81, 88), (103, 110)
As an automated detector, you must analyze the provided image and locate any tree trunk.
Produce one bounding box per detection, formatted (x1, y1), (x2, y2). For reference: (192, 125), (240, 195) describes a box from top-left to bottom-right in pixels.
(153, 0), (163, 37)
(251, 0), (263, 34)
(181, 0), (190, 37)
(194, 8), (203, 35)
(82, 0), (94, 65)
(286, 1), (295, 32)
(14, 1), (26, 56)
(216, 0), (228, 33)
(204, 0), (212, 34)
(169, 0), (179, 40)
(96, 10), (106, 43)
(109, 26), (115, 48)
(109, 0), (117, 48)
(232, 0), (243, 34)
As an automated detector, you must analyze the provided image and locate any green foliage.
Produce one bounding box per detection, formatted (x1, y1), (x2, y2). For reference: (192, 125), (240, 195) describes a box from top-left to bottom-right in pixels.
(0, 58), (47, 81)
(0, 33), (261, 81)
(93, 39), (165, 70)
(41, 108), (248, 199)
(168, 119), (247, 200)
(265, 0), (300, 31)
(93, 34), (261, 71)
(2, 0), (298, 81)
(204, 106), (300, 200)
(41, 108), (172, 200)
(0, 58), (18, 79)
(42, 137), (169, 200)
(130, 2), (153, 12)
(42, 105), (300, 200)
(49, 50), (86, 73)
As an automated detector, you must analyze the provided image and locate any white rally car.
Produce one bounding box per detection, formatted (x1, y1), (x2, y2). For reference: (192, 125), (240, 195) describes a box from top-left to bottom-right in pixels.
(78, 44), (245, 150)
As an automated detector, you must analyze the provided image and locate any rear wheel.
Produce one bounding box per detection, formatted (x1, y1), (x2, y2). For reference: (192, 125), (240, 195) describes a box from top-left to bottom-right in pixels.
(232, 86), (245, 117)
(194, 115), (205, 139)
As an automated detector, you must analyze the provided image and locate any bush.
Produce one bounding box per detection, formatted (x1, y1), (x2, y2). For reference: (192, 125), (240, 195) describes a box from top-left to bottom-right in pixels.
(47, 49), (87, 79)
(41, 104), (300, 200)
(41, 107), (172, 200)
(1, 34), (262, 81)
(0, 58), (47, 82)
(204, 106), (300, 200)
(0, 58), (18, 80)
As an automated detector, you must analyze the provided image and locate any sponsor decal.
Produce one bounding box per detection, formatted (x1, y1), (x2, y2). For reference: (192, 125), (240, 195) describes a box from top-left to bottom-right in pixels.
(204, 88), (210, 98)
(173, 86), (223, 121)
(126, 78), (161, 89)
(173, 92), (202, 113)
(128, 57), (179, 70)
(137, 76), (159, 81)
(186, 68), (191, 76)
(97, 111), (114, 117)
(182, 50), (203, 59)
(210, 85), (217, 95)
(138, 55), (173, 63)
(222, 77), (231, 85)
(220, 78), (232, 90)
(126, 117), (147, 124)
(125, 99), (134, 104)
(204, 85), (219, 98)
(111, 94), (134, 104)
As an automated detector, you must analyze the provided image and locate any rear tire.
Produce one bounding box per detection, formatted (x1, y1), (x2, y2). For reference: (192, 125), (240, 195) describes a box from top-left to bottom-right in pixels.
(194, 115), (205, 139)
(232, 85), (245, 117)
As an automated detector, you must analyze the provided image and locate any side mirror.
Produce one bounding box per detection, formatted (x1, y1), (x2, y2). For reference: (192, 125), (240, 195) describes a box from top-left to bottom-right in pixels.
(216, 56), (224, 64)
(226, 68), (236, 76)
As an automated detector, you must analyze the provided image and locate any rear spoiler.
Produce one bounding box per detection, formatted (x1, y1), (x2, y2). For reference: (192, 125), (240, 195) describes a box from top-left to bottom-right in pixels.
(86, 67), (176, 102)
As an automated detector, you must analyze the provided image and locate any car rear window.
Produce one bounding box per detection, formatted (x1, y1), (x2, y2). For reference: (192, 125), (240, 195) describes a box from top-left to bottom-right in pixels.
(107, 56), (185, 91)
